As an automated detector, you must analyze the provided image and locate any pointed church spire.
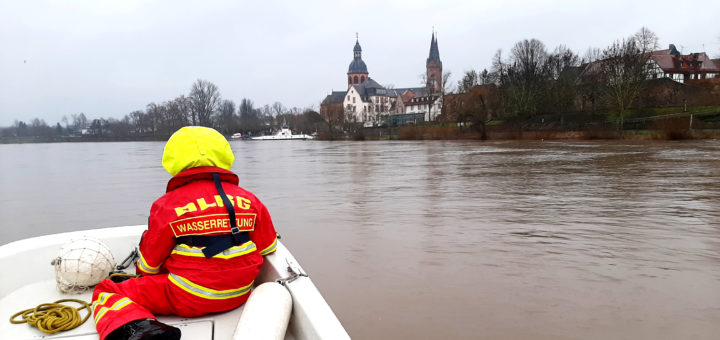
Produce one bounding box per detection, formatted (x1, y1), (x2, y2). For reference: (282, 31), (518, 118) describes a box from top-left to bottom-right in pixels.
(427, 30), (441, 67)
(426, 29), (443, 95)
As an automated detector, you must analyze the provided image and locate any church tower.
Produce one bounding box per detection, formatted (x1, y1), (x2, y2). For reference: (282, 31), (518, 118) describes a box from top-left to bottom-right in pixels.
(426, 31), (443, 95)
(347, 34), (369, 89)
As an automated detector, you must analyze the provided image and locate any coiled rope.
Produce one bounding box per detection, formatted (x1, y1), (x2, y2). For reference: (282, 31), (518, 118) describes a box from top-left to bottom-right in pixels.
(10, 299), (91, 334)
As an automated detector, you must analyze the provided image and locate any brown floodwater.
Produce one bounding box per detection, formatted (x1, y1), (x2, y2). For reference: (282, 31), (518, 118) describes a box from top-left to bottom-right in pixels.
(1, 140), (719, 339)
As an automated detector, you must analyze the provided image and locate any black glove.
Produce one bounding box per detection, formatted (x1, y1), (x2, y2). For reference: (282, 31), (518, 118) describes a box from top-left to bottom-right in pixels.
(109, 271), (139, 283)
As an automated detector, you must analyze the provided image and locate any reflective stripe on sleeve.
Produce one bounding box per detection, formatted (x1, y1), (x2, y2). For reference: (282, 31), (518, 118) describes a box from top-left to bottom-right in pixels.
(168, 273), (253, 300)
(91, 292), (113, 310)
(137, 249), (160, 274)
(94, 297), (133, 324)
(259, 237), (277, 256)
(171, 241), (256, 259)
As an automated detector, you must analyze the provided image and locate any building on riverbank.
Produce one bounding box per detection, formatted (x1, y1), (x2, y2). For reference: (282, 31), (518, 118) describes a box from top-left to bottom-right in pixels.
(581, 44), (720, 85)
(647, 44), (720, 82)
(320, 31), (443, 125)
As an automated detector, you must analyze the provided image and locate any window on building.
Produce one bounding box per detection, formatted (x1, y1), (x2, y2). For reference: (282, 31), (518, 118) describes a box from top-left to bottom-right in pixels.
(352, 97), (355, 103)
(354, 76), (359, 84)
(361, 76), (366, 82)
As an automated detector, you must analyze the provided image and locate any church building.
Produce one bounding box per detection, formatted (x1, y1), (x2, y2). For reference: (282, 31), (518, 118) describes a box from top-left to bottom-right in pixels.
(321, 31), (444, 125)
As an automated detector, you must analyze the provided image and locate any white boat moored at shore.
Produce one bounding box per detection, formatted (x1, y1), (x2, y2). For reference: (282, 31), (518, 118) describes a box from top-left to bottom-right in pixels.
(251, 128), (315, 140)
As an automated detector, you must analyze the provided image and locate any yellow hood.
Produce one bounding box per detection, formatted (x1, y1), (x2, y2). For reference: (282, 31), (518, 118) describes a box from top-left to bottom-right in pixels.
(162, 126), (235, 176)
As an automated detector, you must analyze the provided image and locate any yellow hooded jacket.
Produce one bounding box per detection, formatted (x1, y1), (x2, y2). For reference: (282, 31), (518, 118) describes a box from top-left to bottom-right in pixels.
(162, 126), (234, 176)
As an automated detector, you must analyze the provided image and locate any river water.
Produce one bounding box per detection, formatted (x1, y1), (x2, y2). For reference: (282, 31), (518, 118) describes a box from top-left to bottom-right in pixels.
(1, 140), (719, 339)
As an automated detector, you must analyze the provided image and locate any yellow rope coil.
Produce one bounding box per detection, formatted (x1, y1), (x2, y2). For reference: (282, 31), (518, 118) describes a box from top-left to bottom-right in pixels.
(10, 299), (91, 334)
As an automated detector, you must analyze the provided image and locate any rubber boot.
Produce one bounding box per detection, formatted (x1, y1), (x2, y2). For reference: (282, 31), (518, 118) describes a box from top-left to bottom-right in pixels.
(105, 318), (181, 340)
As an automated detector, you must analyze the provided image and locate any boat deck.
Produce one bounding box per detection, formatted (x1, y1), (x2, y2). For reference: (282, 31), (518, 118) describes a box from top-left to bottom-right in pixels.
(1, 279), (245, 339)
(0, 226), (348, 340)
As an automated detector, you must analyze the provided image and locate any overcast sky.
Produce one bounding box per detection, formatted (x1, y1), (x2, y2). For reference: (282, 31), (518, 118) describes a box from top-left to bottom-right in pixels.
(1, 0), (719, 127)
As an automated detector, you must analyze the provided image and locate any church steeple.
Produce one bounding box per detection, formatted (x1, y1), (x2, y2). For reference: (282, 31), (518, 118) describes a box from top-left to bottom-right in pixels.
(427, 31), (442, 68)
(347, 33), (369, 89)
(354, 33), (362, 59)
(426, 30), (443, 95)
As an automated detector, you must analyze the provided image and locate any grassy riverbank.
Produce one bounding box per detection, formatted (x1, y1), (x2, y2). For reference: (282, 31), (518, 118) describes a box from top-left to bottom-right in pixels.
(353, 105), (720, 141)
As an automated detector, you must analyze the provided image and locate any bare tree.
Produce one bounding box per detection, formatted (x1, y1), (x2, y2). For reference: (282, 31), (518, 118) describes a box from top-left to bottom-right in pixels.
(441, 71), (453, 94)
(578, 47), (604, 112)
(129, 110), (145, 133)
(479, 69), (492, 85)
(600, 38), (650, 132)
(447, 86), (499, 140)
(505, 39), (550, 118)
(272, 102), (285, 117)
(457, 70), (478, 93)
(545, 45), (580, 115)
(547, 45), (580, 79)
(490, 49), (507, 85)
(165, 96), (190, 133)
(71, 113), (88, 131)
(189, 79), (221, 126)
(146, 102), (163, 136)
(419, 71), (452, 94)
(633, 27), (659, 53)
(582, 47), (602, 64)
(239, 98), (258, 130)
(215, 100), (237, 134)
(322, 102), (345, 140)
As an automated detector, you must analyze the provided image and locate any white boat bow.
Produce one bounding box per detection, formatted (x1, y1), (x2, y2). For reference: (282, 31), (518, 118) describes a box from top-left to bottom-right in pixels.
(0, 226), (349, 340)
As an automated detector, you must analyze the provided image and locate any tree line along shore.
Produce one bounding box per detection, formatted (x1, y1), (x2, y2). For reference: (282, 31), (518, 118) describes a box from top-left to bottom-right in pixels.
(2, 27), (719, 143)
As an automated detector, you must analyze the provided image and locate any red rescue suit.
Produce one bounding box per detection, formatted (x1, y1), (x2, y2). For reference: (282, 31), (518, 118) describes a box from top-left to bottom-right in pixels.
(91, 166), (278, 339)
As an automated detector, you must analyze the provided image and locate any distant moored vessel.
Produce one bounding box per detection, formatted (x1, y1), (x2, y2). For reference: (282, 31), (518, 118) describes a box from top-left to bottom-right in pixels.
(251, 128), (315, 140)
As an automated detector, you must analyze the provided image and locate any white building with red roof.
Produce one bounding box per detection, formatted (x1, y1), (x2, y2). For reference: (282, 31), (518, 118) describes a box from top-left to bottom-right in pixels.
(647, 44), (719, 82)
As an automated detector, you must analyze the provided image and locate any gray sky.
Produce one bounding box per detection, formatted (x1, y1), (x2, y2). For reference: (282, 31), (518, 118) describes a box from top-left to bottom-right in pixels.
(1, 0), (719, 127)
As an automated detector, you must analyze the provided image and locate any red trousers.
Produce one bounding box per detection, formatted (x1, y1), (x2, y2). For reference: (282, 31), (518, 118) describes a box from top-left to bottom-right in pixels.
(92, 275), (251, 340)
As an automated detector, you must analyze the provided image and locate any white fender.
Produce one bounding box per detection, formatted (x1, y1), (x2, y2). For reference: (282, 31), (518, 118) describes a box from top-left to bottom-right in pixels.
(232, 282), (292, 340)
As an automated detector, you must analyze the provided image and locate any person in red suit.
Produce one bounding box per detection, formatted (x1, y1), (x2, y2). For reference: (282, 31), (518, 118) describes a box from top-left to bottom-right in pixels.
(91, 126), (278, 340)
